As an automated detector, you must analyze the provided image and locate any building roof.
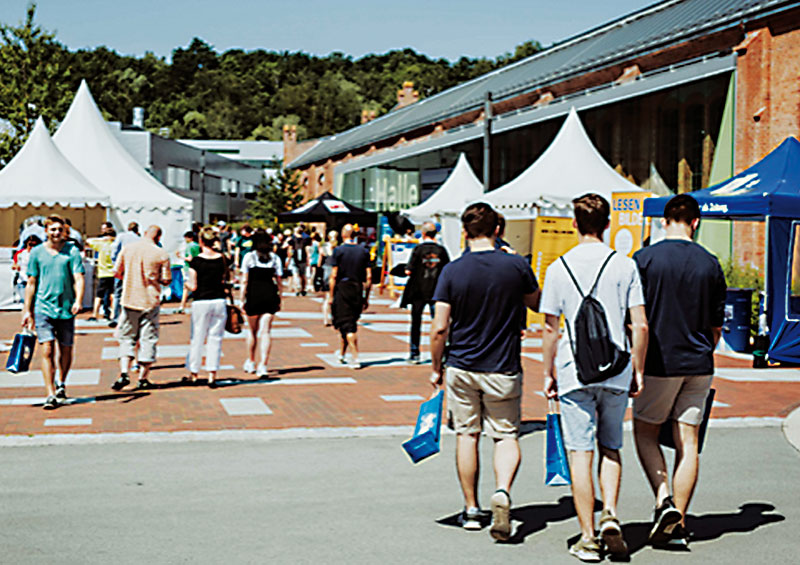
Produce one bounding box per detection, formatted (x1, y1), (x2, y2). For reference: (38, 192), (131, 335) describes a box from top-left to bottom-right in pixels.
(178, 139), (283, 163)
(289, 0), (793, 169)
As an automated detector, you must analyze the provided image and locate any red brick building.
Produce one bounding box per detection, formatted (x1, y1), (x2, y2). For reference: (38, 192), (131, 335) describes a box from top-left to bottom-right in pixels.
(286, 0), (800, 267)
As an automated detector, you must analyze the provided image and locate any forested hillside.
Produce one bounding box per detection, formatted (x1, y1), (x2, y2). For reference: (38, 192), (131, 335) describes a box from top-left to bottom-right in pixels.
(0, 4), (542, 164)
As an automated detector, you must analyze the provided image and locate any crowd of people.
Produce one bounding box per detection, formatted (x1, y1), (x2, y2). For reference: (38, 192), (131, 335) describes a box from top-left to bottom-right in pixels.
(13, 192), (724, 561)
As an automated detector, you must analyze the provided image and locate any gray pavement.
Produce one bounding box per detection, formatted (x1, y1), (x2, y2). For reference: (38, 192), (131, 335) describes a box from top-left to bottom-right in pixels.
(1, 426), (798, 564)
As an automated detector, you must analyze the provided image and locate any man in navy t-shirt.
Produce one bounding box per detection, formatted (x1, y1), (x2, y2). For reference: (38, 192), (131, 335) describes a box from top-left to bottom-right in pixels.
(330, 224), (371, 369)
(632, 194), (726, 549)
(431, 202), (540, 540)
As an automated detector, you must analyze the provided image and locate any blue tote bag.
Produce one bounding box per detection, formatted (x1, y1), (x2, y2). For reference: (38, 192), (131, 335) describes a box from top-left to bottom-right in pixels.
(6, 330), (36, 374)
(545, 399), (571, 486)
(402, 390), (444, 464)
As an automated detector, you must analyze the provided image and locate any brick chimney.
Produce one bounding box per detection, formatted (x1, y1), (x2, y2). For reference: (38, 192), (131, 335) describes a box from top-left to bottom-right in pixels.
(396, 81), (419, 109)
(283, 124), (297, 165)
(361, 109), (376, 124)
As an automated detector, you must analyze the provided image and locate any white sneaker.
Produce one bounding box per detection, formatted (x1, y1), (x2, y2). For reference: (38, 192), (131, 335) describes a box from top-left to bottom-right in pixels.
(243, 359), (256, 374)
(335, 351), (346, 364)
(349, 361), (361, 370)
(256, 365), (268, 378)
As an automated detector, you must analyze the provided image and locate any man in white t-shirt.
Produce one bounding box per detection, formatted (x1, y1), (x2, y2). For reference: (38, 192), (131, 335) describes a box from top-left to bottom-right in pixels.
(540, 193), (648, 562)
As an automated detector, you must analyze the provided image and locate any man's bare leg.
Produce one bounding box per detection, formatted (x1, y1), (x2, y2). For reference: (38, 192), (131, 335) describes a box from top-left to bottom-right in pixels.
(597, 446), (622, 514)
(633, 419), (671, 505)
(346, 332), (358, 365)
(57, 344), (73, 388)
(456, 433), (480, 509)
(672, 421), (700, 526)
(138, 361), (153, 383)
(40, 341), (57, 397)
(493, 438), (520, 493)
(569, 450), (596, 540)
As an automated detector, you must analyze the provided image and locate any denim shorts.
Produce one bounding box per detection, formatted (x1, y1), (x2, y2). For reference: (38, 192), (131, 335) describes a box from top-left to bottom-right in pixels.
(559, 387), (628, 451)
(34, 313), (75, 347)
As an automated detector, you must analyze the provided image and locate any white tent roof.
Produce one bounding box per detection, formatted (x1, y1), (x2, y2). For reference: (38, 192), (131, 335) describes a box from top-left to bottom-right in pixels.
(0, 118), (109, 208)
(405, 153), (484, 221)
(53, 81), (192, 213)
(483, 107), (641, 217)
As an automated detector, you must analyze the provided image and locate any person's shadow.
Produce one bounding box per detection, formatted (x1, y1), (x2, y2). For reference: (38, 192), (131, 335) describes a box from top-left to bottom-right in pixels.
(621, 502), (785, 556)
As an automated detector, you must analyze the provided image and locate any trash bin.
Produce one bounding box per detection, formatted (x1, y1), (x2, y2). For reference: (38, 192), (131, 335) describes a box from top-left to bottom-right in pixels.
(723, 288), (753, 353)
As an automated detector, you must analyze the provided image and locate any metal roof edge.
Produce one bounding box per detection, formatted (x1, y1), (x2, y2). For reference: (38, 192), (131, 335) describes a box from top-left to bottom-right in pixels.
(290, 0), (792, 169)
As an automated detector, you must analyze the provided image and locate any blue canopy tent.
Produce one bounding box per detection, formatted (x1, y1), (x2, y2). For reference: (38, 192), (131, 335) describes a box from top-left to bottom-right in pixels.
(643, 137), (800, 364)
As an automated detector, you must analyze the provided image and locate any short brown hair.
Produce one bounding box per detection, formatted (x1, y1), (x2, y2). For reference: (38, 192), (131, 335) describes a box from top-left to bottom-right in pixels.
(199, 226), (219, 247)
(572, 193), (610, 237)
(45, 215), (65, 228)
(461, 202), (499, 239)
(664, 194), (701, 226)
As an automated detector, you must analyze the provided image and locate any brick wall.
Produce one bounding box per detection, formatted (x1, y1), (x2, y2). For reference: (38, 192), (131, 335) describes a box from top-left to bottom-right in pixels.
(733, 10), (800, 268)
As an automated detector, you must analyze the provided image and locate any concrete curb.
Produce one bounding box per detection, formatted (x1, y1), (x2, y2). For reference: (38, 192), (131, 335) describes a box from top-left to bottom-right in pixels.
(782, 405), (800, 453)
(0, 416), (785, 448)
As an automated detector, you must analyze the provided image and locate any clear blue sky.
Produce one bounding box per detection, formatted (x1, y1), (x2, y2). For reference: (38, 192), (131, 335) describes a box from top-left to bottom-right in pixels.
(3, 0), (654, 61)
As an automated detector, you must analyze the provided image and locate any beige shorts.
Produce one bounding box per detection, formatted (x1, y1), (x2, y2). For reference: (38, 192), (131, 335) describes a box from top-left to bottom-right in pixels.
(633, 375), (713, 426)
(446, 367), (522, 439)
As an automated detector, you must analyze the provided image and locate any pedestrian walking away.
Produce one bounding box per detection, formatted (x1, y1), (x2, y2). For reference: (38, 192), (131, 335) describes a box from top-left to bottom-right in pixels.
(109, 222), (140, 327)
(540, 193), (648, 562)
(21, 215), (85, 410)
(240, 230), (283, 378)
(86, 227), (117, 322)
(112, 225), (171, 391)
(400, 221), (449, 364)
(632, 193), (727, 550)
(320, 230), (338, 326)
(329, 224), (371, 369)
(430, 202), (540, 541)
(184, 227), (230, 388)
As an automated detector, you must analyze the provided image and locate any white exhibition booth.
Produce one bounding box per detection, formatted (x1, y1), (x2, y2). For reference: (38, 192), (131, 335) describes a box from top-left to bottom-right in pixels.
(0, 118), (110, 309)
(53, 81), (193, 255)
(403, 153), (484, 258)
(483, 107), (643, 218)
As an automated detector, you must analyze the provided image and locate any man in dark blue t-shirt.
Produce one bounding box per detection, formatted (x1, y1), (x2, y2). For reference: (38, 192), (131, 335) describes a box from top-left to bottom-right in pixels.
(330, 224), (371, 369)
(632, 194), (726, 549)
(431, 202), (540, 540)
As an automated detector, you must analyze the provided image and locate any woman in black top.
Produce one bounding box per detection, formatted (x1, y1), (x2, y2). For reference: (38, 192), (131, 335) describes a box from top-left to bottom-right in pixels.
(240, 230), (283, 378)
(185, 227), (229, 387)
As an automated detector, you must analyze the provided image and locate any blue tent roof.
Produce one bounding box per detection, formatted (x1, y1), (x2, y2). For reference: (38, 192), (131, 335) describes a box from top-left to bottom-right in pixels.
(643, 137), (800, 218)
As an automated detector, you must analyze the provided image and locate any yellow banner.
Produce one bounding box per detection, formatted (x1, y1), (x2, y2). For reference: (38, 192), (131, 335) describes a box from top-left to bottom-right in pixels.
(610, 192), (651, 257)
(529, 216), (578, 327)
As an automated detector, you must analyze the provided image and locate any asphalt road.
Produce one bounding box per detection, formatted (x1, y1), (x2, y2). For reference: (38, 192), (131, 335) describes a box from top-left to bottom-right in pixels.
(1, 426), (797, 564)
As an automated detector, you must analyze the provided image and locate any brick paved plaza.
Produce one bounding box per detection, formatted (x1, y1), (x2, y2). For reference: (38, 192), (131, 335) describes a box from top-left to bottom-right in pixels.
(2, 290), (799, 437)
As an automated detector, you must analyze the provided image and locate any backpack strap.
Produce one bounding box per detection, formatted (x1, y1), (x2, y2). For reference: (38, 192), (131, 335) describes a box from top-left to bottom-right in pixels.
(587, 252), (616, 297)
(558, 256), (584, 299)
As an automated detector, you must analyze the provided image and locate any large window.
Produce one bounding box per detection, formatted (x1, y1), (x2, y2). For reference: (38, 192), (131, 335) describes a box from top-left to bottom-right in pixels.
(166, 166), (191, 190)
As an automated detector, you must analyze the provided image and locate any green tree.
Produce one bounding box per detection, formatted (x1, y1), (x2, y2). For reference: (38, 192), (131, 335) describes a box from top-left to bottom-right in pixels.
(0, 3), (72, 164)
(245, 169), (304, 229)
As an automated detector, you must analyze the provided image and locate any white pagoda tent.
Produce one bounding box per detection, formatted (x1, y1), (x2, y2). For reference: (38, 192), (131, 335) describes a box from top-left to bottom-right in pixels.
(54, 81), (192, 254)
(404, 153), (484, 257)
(483, 107), (642, 219)
(0, 117), (109, 247)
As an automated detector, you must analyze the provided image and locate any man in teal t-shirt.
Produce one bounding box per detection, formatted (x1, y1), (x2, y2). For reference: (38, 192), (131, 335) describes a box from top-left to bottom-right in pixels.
(22, 215), (85, 410)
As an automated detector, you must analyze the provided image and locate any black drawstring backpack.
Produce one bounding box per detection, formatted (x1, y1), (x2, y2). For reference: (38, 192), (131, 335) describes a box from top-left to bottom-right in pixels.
(560, 252), (630, 385)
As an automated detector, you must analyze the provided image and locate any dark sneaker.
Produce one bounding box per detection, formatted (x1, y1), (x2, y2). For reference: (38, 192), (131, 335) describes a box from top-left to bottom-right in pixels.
(111, 374), (130, 391)
(569, 536), (602, 562)
(43, 395), (58, 410)
(88, 316), (97, 322)
(489, 489), (512, 541)
(650, 496), (682, 546)
(136, 378), (154, 390)
(459, 507), (483, 531)
(55, 384), (67, 401)
(408, 355), (421, 364)
(108, 321), (118, 328)
(662, 523), (690, 550)
(599, 508), (628, 559)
